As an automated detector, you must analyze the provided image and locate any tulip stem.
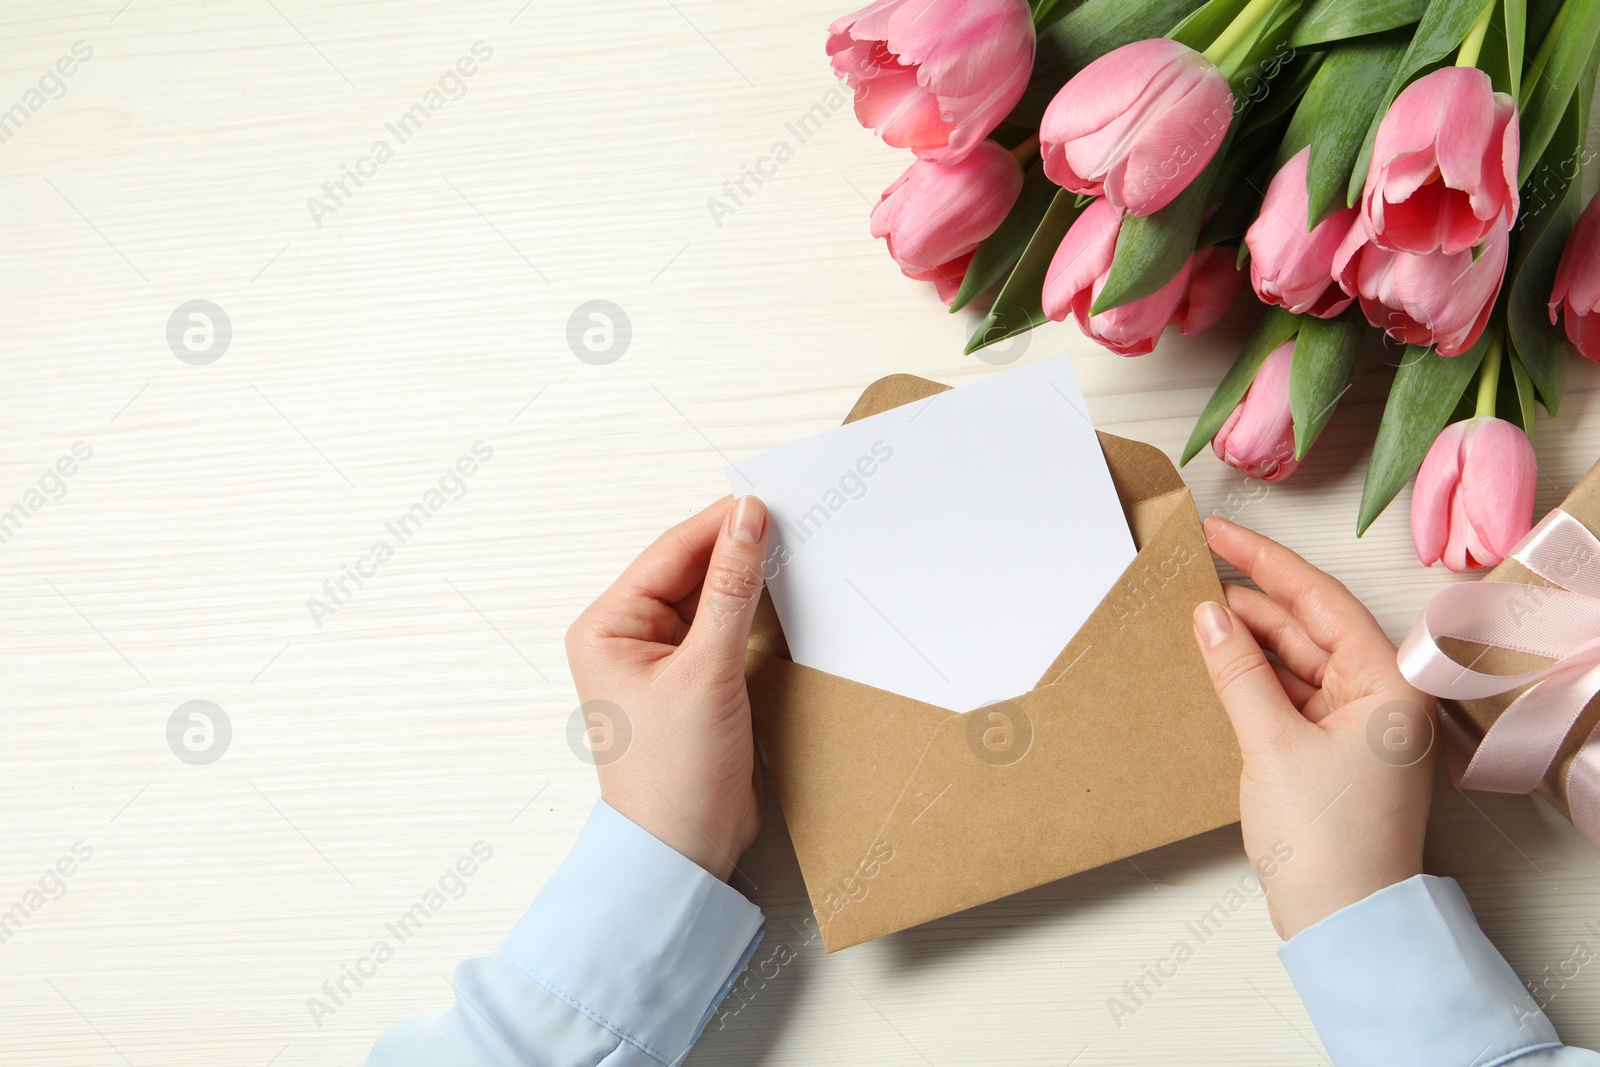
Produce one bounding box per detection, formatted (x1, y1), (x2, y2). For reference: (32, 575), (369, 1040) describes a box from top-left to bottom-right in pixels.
(1010, 134), (1041, 163)
(1456, 2), (1496, 69)
(1475, 333), (1504, 418)
(1203, 0), (1279, 66)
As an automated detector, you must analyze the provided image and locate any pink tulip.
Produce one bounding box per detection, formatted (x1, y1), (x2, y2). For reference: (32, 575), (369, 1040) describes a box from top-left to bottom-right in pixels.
(1362, 67), (1518, 255)
(870, 140), (1023, 302)
(1548, 191), (1600, 361)
(1212, 340), (1299, 482)
(1042, 198), (1238, 355)
(1411, 417), (1537, 571)
(827, 0), (1034, 163)
(1334, 214), (1508, 356)
(1246, 147), (1358, 317)
(1040, 38), (1234, 217)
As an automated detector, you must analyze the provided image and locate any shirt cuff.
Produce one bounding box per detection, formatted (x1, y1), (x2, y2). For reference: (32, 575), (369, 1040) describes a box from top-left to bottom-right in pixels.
(501, 799), (764, 1066)
(1279, 874), (1559, 1067)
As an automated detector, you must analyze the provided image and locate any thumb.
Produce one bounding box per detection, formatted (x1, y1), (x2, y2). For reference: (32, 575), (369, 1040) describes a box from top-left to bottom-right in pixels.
(683, 495), (770, 670)
(1192, 600), (1307, 763)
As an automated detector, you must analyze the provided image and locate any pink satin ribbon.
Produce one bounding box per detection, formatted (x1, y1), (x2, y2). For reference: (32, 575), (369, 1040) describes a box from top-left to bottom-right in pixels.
(1398, 509), (1600, 848)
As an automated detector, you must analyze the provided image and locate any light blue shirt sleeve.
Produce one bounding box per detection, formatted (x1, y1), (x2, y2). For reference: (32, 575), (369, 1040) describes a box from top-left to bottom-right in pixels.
(366, 799), (764, 1067)
(1279, 874), (1599, 1067)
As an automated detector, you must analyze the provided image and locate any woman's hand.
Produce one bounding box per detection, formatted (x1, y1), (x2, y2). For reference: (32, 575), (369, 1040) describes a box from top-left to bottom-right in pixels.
(565, 495), (770, 882)
(1192, 516), (1437, 939)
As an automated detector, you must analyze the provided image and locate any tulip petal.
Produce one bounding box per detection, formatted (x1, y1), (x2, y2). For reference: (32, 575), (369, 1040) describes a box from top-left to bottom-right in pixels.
(1114, 65), (1234, 215)
(1441, 485), (1477, 571)
(906, 251), (973, 304)
(1391, 218), (1509, 355)
(1552, 190), (1600, 320)
(1042, 198), (1123, 322)
(889, 0), (1033, 98)
(1212, 403), (1244, 465)
(938, 60), (1033, 161)
(869, 170), (912, 240)
(854, 65), (954, 152)
(1041, 39), (1193, 149)
(1410, 421), (1467, 565)
(827, 0), (906, 42)
(1460, 417), (1537, 562)
(1177, 247), (1242, 335)
(1086, 261), (1192, 354)
(1567, 306), (1600, 362)
(1431, 72), (1494, 195)
(1486, 94), (1520, 227)
(1331, 215), (1370, 297)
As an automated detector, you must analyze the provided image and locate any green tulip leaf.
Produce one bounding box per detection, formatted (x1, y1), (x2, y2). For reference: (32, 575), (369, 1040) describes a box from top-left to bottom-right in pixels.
(1181, 306), (1302, 464)
(1289, 306), (1366, 458)
(1507, 347), (1538, 433)
(1357, 337), (1490, 536)
(1519, 0), (1600, 185)
(964, 191), (1085, 355)
(1290, 0), (1426, 46)
(951, 158), (1059, 312)
(1527, 0), (1566, 47)
(1507, 41), (1594, 414)
(1239, 50), (1325, 140)
(1347, 0), (1500, 207)
(1277, 30), (1409, 226)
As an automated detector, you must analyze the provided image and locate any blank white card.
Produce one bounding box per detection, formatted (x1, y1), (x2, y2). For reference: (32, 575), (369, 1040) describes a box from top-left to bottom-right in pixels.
(726, 355), (1136, 712)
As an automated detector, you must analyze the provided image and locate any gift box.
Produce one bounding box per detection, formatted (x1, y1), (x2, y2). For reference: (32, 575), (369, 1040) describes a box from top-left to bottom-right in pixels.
(744, 372), (1243, 951)
(1399, 459), (1600, 848)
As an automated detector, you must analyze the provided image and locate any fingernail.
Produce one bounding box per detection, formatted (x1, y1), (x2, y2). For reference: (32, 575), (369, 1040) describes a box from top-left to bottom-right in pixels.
(1194, 601), (1232, 649)
(730, 496), (766, 544)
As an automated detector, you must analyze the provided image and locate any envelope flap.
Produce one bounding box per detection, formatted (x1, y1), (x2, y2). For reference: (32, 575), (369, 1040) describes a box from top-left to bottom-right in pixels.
(1036, 485), (1215, 686)
(1098, 431), (1187, 505)
(843, 373), (949, 425)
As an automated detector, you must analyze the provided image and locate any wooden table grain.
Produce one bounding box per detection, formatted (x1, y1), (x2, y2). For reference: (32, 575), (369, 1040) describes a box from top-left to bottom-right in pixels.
(2, 3), (1597, 1064)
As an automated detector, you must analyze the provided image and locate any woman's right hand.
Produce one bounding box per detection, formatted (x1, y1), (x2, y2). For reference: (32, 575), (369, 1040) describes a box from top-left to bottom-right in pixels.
(1190, 516), (1438, 940)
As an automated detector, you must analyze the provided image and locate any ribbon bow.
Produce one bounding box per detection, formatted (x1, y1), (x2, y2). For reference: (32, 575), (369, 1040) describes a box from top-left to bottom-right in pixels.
(1398, 509), (1600, 849)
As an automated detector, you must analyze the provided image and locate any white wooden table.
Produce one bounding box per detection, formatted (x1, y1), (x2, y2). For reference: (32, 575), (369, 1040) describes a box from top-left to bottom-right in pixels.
(2, 3), (1597, 1063)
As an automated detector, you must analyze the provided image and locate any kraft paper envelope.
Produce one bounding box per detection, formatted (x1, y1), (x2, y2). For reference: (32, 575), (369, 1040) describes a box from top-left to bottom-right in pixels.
(744, 372), (1243, 952)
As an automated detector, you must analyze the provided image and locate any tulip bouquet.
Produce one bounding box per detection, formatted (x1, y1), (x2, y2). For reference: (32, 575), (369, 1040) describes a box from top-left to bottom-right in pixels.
(829, 0), (1600, 570)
